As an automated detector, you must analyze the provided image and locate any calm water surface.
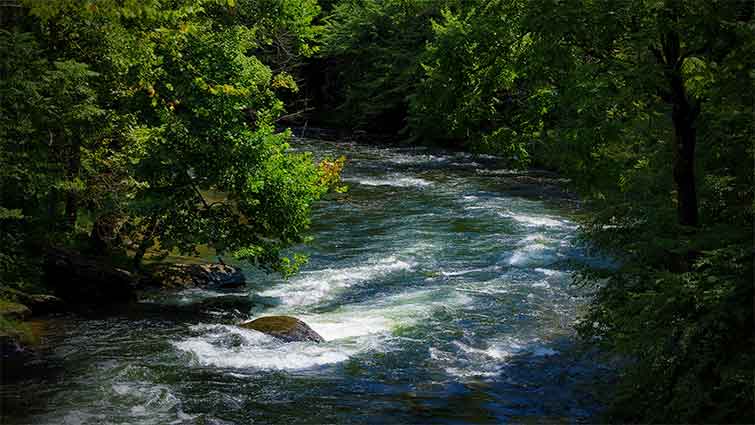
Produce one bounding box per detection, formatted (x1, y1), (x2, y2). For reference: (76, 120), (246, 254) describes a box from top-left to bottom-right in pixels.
(1, 139), (611, 424)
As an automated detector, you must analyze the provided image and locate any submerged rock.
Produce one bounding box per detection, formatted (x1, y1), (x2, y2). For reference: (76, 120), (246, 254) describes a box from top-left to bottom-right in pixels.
(147, 263), (245, 290)
(0, 333), (30, 364)
(239, 316), (325, 343)
(134, 295), (255, 321)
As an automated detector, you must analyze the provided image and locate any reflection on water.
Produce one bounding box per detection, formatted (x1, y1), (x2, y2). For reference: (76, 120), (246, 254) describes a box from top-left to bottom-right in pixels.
(1, 139), (612, 424)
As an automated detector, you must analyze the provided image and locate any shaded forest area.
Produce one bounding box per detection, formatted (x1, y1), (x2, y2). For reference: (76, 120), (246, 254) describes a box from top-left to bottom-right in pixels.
(1, 1), (753, 422)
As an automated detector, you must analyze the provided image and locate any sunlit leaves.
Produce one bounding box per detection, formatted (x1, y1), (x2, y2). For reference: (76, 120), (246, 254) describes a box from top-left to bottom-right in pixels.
(2, 0), (334, 275)
(409, 1), (532, 158)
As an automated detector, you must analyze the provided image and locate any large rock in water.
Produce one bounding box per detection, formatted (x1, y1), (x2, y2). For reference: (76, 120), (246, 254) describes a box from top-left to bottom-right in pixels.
(239, 316), (325, 343)
(0, 287), (65, 316)
(23, 294), (65, 315)
(44, 248), (136, 304)
(148, 263), (245, 290)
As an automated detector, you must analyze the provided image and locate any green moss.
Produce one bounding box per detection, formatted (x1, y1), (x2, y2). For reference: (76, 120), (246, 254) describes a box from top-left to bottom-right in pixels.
(0, 287), (24, 303)
(241, 316), (300, 333)
(0, 316), (37, 345)
(0, 298), (30, 319)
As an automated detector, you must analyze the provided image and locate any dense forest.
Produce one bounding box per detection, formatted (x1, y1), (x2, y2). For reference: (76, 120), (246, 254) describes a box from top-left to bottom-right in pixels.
(1, 0), (752, 423)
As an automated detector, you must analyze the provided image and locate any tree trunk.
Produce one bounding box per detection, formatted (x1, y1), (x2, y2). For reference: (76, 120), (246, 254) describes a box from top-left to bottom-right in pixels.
(672, 93), (698, 227)
(89, 215), (111, 256)
(46, 129), (63, 232)
(661, 25), (700, 228)
(64, 138), (80, 232)
(132, 215), (159, 270)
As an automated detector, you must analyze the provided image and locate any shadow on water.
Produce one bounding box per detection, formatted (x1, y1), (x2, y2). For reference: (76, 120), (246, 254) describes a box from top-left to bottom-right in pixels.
(173, 338), (615, 425)
(368, 340), (612, 425)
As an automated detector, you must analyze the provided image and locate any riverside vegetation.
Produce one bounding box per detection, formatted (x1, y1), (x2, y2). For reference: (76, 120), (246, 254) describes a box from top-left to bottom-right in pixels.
(1, 0), (753, 423)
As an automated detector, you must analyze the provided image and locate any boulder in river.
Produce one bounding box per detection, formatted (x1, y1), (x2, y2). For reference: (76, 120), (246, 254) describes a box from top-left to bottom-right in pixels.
(147, 263), (246, 290)
(0, 287), (65, 316)
(23, 294), (65, 315)
(239, 316), (325, 343)
(44, 248), (136, 304)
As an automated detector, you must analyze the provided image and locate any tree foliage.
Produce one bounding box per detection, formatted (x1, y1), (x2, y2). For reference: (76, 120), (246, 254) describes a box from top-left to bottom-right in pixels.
(320, 0), (456, 132)
(0, 0), (335, 284)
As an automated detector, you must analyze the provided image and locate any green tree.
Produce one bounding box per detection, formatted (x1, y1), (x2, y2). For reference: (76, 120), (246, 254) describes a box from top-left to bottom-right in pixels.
(1, 0), (335, 282)
(521, 1), (753, 421)
(525, 0), (753, 227)
(321, 0), (455, 132)
(409, 1), (536, 159)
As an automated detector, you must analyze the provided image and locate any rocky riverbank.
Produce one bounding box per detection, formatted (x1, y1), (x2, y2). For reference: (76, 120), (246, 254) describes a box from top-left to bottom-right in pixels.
(0, 248), (248, 371)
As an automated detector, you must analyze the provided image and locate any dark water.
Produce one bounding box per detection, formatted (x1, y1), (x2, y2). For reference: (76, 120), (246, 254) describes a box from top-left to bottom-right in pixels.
(1, 139), (612, 424)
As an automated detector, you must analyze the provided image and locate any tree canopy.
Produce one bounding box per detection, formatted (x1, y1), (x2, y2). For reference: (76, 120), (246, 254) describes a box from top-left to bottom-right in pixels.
(0, 0), (337, 283)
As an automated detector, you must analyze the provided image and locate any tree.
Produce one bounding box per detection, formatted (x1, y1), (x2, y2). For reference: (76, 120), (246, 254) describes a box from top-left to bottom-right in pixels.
(526, 0), (753, 227)
(320, 0), (456, 132)
(1, 0), (336, 279)
(521, 1), (754, 421)
(409, 1), (533, 158)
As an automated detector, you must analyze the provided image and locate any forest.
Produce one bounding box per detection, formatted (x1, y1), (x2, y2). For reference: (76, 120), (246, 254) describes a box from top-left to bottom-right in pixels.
(0, 0), (752, 423)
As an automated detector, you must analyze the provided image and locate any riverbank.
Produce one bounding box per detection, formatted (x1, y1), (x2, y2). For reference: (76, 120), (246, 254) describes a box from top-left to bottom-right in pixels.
(0, 250), (249, 371)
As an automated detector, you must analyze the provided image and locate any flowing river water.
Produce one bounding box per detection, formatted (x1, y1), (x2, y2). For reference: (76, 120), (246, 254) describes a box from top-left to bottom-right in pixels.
(2, 139), (612, 424)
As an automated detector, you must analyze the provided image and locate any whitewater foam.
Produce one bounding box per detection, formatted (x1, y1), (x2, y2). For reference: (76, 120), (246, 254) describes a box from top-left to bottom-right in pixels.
(173, 288), (473, 371)
(259, 255), (415, 307)
(534, 267), (565, 277)
(504, 212), (573, 228)
(428, 337), (563, 380)
(385, 154), (448, 165)
(173, 324), (357, 370)
(508, 243), (550, 266)
(439, 266), (496, 277)
(296, 287), (474, 341)
(346, 176), (433, 188)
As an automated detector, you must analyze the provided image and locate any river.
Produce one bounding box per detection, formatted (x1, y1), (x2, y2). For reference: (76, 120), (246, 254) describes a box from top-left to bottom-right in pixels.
(1, 138), (611, 424)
